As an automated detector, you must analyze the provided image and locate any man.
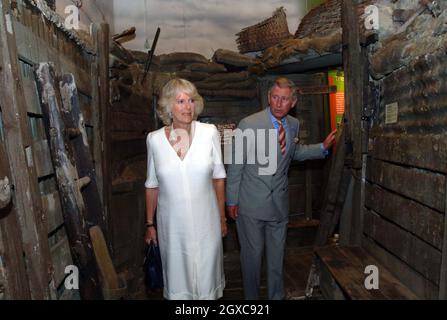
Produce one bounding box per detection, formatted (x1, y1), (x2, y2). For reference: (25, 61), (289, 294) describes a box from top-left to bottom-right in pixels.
(225, 77), (336, 300)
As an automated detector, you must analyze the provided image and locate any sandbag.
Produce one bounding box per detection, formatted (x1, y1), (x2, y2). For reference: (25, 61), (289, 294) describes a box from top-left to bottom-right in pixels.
(199, 89), (257, 99)
(158, 52), (208, 65)
(207, 71), (249, 82)
(212, 49), (258, 67)
(184, 62), (227, 73)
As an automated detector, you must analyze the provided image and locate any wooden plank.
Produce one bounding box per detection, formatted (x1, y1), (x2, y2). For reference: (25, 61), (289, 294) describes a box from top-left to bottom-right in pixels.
(365, 183), (444, 249)
(316, 245), (418, 299)
(305, 164), (312, 220)
(362, 235), (438, 299)
(306, 127), (350, 296)
(366, 157), (445, 212)
(0, 143), (12, 210)
(364, 209), (442, 285)
(0, 0), (52, 299)
(346, 246), (419, 299)
(314, 126), (348, 245)
(91, 23), (109, 245)
(289, 162), (325, 182)
(111, 111), (152, 133)
(200, 105), (260, 118)
(369, 134), (447, 173)
(22, 77), (42, 115)
(289, 184), (322, 215)
(110, 131), (147, 142)
(318, 260), (346, 299)
(342, 0), (363, 169)
(59, 55), (92, 96)
(12, 18), (28, 62)
(339, 176), (354, 246)
(109, 189), (146, 271)
(0, 143), (30, 298)
(204, 99), (259, 109)
(315, 246), (390, 299)
(78, 93), (93, 126)
(439, 169), (447, 299)
(41, 191), (64, 233)
(33, 139), (54, 178)
(50, 235), (73, 287)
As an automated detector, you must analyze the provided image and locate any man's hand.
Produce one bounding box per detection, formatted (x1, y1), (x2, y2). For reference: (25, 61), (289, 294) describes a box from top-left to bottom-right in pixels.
(226, 205), (239, 220)
(323, 129), (337, 150)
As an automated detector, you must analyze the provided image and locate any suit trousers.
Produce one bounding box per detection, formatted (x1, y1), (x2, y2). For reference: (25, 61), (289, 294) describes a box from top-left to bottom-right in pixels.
(236, 214), (288, 300)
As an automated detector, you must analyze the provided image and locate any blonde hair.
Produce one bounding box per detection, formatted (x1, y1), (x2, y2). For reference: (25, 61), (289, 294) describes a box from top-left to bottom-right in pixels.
(268, 77), (298, 100)
(157, 78), (204, 125)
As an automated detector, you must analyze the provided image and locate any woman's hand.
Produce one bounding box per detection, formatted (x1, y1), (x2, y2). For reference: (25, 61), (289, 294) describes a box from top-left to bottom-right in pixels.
(145, 226), (158, 245)
(221, 217), (228, 237)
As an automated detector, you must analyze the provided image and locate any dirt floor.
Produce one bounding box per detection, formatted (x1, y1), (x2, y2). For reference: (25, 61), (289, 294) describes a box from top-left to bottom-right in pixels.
(138, 214), (319, 300)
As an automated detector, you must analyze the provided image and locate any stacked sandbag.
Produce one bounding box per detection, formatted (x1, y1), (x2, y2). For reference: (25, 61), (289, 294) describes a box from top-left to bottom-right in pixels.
(114, 49), (262, 124)
(212, 49), (258, 69)
(158, 51), (261, 122)
(200, 49), (261, 123)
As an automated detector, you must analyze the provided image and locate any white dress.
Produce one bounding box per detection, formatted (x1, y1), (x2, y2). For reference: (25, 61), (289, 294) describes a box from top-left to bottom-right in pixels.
(145, 121), (226, 300)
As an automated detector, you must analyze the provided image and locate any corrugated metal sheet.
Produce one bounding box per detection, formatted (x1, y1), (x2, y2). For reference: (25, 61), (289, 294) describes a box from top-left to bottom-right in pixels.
(373, 49), (447, 136)
(364, 22), (447, 299)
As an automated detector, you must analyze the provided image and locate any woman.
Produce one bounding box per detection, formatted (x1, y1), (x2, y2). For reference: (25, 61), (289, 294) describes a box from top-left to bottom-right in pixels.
(144, 78), (227, 300)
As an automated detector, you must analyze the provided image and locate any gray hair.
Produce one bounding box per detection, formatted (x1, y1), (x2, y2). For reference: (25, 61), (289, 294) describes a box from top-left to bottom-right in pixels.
(267, 77), (298, 100)
(157, 78), (204, 125)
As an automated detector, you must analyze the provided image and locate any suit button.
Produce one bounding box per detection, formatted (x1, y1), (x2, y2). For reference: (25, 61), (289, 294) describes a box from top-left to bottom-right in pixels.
(283, 172), (286, 176)
(282, 188), (286, 191)
(273, 173), (276, 176)
(271, 190), (273, 193)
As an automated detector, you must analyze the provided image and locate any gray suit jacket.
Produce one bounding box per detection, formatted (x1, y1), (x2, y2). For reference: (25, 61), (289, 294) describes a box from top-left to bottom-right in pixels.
(226, 108), (326, 221)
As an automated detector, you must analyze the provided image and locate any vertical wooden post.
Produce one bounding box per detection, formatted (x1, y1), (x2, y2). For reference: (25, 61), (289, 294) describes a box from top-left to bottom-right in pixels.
(0, 0), (51, 299)
(305, 164), (312, 220)
(342, 0), (365, 245)
(0, 142), (31, 299)
(91, 23), (111, 248)
(439, 168), (447, 299)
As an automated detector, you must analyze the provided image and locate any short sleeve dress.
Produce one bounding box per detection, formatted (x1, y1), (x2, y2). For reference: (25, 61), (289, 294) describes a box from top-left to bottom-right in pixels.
(145, 121), (226, 300)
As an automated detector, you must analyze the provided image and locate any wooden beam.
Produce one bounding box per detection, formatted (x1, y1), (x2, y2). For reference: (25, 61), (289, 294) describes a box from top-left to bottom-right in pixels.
(365, 183), (443, 250)
(297, 85), (337, 95)
(305, 163), (312, 220)
(342, 0), (363, 168)
(342, 0), (368, 246)
(369, 134), (447, 174)
(339, 175), (354, 246)
(305, 126), (350, 296)
(366, 158), (445, 212)
(315, 246), (418, 299)
(0, 0), (52, 299)
(362, 235), (437, 299)
(314, 126), (349, 245)
(91, 23), (110, 246)
(439, 167), (447, 299)
(0, 142), (30, 299)
(364, 209), (441, 285)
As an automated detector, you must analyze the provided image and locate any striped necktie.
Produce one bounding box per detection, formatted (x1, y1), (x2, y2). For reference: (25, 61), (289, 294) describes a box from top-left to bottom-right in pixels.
(277, 120), (286, 155)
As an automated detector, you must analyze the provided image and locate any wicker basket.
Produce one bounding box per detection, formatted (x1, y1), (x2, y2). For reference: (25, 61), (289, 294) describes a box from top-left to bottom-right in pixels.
(236, 7), (291, 53)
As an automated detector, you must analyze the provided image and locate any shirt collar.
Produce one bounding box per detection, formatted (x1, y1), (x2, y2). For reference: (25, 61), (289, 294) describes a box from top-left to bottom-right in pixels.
(267, 107), (287, 129)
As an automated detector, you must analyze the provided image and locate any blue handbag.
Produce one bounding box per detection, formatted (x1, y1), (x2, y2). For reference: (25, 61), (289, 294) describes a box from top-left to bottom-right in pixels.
(143, 243), (164, 289)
